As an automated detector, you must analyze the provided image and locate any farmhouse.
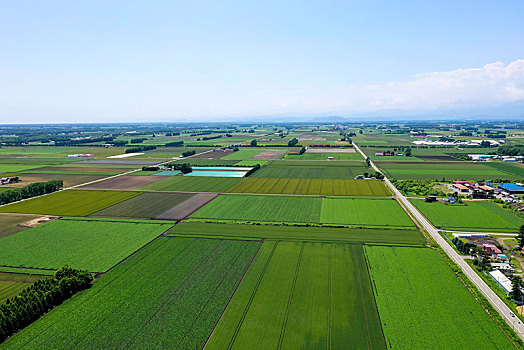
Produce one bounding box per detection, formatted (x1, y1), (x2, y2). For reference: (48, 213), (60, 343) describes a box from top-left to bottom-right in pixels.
(490, 263), (514, 273)
(489, 270), (513, 294)
(452, 184), (469, 193)
(498, 183), (524, 194)
(482, 244), (502, 255)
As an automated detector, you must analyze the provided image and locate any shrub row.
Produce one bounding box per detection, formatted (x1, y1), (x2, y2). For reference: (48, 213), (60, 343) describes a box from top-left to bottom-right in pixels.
(0, 180), (63, 205)
(0, 266), (94, 342)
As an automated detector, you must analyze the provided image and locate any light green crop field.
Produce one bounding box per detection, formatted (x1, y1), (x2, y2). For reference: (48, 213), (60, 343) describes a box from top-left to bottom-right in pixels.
(411, 199), (524, 232)
(206, 241), (385, 349)
(365, 246), (515, 349)
(320, 197), (415, 228)
(190, 194), (322, 223)
(3, 237), (260, 349)
(221, 150), (263, 160)
(0, 164), (47, 173)
(0, 218), (173, 272)
(90, 192), (194, 219)
(234, 160), (269, 166)
(0, 189), (139, 216)
(284, 153), (363, 160)
(227, 177), (391, 196)
(0, 272), (50, 303)
(168, 221), (426, 245)
(140, 176), (241, 192)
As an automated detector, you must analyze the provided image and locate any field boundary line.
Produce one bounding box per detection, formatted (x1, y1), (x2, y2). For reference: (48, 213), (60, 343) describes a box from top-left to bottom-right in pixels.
(226, 241), (279, 350)
(327, 244), (333, 350)
(203, 239), (265, 349)
(121, 239), (225, 349)
(175, 241), (253, 349)
(277, 242), (305, 350)
(361, 244), (389, 349)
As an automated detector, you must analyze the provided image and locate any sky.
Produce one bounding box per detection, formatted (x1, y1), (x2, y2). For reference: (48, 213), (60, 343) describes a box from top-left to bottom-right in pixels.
(1, 0), (524, 123)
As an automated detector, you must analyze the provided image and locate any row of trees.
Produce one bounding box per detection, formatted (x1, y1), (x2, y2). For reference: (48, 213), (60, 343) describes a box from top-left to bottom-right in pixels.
(0, 180), (62, 205)
(244, 164), (261, 177)
(181, 150), (196, 157)
(0, 266), (93, 341)
(170, 163), (192, 174)
(125, 145), (156, 153)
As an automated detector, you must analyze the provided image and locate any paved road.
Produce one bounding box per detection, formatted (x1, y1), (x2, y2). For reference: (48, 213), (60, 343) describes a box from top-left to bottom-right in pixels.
(353, 143), (524, 340)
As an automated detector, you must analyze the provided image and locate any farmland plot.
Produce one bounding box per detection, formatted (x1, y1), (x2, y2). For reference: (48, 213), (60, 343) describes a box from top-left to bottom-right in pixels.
(90, 192), (195, 219)
(80, 175), (165, 190)
(0, 213), (50, 239)
(252, 165), (368, 179)
(140, 176), (241, 192)
(320, 197), (415, 228)
(169, 221), (426, 245)
(0, 272), (50, 303)
(206, 241), (385, 349)
(221, 150), (263, 160)
(0, 218), (173, 272)
(365, 246), (515, 349)
(411, 199), (524, 232)
(189, 194), (322, 223)
(0, 189), (139, 216)
(227, 177), (391, 196)
(3, 237), (260, 349)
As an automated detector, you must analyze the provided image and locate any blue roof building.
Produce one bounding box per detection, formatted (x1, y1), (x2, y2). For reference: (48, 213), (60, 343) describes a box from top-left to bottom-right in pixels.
(498, 183), (524, 194)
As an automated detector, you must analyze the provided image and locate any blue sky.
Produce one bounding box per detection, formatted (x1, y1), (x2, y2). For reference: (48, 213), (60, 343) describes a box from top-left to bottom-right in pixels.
(1, 0), (524, 122)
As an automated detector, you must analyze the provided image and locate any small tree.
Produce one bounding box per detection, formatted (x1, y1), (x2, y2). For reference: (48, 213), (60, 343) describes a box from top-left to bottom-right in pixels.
(250, 139), (257, 147)
(518, 224), (524, 247)
(512, 275), (523, 301)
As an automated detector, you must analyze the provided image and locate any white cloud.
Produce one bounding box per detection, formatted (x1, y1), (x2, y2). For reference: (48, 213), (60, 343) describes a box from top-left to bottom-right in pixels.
(347, 59), (524, 111)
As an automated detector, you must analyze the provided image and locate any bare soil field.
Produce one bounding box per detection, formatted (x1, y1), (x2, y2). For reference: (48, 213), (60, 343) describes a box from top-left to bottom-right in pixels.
(190, 151), (228, 159)
(305, 148), (356, 153)
(4, 173), (106, 188)
(155, 192), (219, 220)
(80, 175), (164, 190)
(250, 150), (286, 160)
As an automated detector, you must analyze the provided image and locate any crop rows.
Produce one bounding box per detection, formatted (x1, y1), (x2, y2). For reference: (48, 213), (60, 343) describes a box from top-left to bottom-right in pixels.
(0, 218), (173, 272)
(3, 237), (261, 349)
(411, 199), (524, 232)
(227, 177), (391, 196)
(364, 245), (514, 349)
(206, 241), (385, 349)
(0, 189), (139, 216)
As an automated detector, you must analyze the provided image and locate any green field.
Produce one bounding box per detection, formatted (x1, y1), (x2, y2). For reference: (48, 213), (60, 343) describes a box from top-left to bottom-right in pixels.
(0, 272), (50, 303)
(169, 221), (426, 245)
(0, 218), (173, 272)
(227, 177), (391, 196)
(252, 165), (368, 179)
(3, 237), (260, 349)
(90, 192), (194, 219)
(190, 194), (322, 223)
(411, 199), (524, 232)
(377, 161), (521, 180)
(284, 152), (363, 160)
(140, 176), (241, 192)
(365, 246), (515, 349)
(0, 189), (139, 216)
(221, 150), (263, 160)
(206, 241), (385, 349)
(486, 162), (524, 179)
(320, 197), (415, 228)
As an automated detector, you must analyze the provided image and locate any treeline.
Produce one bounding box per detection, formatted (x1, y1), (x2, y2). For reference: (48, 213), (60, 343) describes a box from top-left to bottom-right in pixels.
(169, 163), (192, 174)
(0, 180), (62, 205)
(0, 266), (94, 342)
(125, 145), (157, 153)
(497, 145), (524, 157)
(245, 164), (261, 177)
(182, 150), (196, 157)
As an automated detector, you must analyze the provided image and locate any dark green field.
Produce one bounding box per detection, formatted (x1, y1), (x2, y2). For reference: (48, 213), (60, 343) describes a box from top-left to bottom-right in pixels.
(206, 241), (385, 349)
(90, 192), (195, 219)
(169, 221), (426, 245)
(3, 237), (260, 349)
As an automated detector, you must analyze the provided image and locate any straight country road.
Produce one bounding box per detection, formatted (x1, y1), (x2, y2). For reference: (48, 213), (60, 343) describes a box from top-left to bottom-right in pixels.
(353, 143), (524, 341)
